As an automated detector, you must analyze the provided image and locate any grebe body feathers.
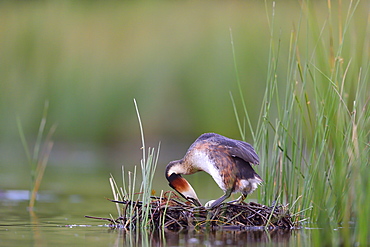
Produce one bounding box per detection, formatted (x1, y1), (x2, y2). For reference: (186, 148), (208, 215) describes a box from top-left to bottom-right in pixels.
(165, 133), (262, 208)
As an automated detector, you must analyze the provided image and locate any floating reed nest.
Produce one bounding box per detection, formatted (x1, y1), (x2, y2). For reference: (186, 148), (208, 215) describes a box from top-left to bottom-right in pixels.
(86, 192), (294, 230)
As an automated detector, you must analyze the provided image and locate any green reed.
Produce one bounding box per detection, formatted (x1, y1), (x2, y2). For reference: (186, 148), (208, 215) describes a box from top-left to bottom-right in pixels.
(17, 101), (56, 209)
(233, 0), (369, 245)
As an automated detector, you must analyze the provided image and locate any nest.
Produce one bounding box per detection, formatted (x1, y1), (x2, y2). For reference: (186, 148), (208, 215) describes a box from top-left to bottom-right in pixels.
(85, 192), (295, 231)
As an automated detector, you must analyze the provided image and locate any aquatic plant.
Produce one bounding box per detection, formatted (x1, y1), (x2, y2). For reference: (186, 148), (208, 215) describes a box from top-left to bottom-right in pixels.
(108, 99), (160, 230)
(17, 101), (56, 209)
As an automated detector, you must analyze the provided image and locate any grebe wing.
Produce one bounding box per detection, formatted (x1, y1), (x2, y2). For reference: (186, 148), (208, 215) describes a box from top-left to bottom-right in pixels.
(194, 133), (260, 165)
(208, 134), (259, 165)
(228, 140), (260, 165)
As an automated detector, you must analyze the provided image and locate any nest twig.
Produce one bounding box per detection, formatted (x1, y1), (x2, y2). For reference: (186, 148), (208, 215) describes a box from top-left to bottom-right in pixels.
(85, 192), (295, 230)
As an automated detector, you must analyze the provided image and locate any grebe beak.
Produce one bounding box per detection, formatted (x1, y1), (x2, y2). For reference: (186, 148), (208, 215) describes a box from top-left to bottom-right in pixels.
(167, 173), (202, 207)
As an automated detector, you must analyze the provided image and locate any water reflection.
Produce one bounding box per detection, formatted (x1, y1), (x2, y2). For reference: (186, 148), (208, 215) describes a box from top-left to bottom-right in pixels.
(110, 228), (294, 246)
(167, 229), (292, 246)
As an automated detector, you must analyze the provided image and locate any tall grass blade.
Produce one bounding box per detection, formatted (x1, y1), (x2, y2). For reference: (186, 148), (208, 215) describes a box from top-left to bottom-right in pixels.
(16, 117), (32, 166)
(229, 28), (254, 141)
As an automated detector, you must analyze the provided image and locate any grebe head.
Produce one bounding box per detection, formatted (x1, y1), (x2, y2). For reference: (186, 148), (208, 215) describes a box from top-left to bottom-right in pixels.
(165, 161), (202, 206)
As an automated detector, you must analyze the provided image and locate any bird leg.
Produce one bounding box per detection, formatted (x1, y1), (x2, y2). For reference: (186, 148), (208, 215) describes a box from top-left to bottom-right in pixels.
(207, 189), (232, 208)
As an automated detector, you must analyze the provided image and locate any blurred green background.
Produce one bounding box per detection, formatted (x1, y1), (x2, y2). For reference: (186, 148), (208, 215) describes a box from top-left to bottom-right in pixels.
(0, 1), (368, 201)
(1, 1), (274, 143)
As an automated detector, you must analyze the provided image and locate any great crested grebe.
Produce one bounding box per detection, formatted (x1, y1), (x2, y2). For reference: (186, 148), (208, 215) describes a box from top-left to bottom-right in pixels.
(165, 133), (262, 208)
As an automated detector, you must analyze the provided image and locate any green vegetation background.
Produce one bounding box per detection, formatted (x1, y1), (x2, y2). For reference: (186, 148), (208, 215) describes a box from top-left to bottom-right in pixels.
(1, 1), (366, 142)
(0, 1), (307, 143)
